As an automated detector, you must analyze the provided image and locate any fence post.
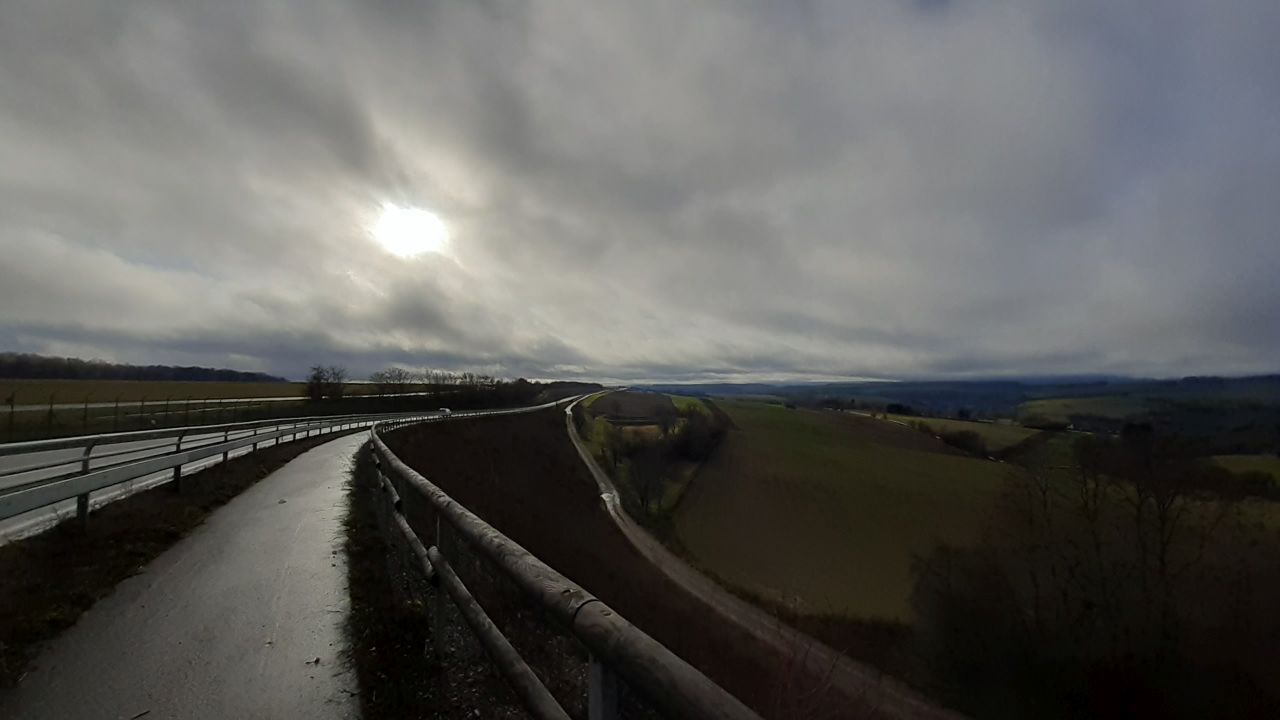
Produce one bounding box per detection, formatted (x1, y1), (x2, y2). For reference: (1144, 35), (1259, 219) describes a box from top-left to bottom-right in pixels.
(113, 397), (120, 432)
(589, 656), (619, 720)
(6, 389), (14, 438)
(82, 393), (92, 432)
(46, 393), (54, 432)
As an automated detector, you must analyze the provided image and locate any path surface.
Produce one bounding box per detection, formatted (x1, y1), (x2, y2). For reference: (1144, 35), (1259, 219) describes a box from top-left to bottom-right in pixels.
(0, 434), (365, 720)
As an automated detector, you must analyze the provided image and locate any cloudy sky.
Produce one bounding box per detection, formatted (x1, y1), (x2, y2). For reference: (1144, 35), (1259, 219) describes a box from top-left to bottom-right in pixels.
(1, 1), (1277, 382)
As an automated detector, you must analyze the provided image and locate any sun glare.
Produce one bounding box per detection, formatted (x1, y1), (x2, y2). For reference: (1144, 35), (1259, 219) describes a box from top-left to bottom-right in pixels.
(370, 204), (449, 258)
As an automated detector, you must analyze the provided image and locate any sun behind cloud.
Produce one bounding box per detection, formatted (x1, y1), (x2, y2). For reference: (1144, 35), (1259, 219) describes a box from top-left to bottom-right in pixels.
(370, 203), (449, 258)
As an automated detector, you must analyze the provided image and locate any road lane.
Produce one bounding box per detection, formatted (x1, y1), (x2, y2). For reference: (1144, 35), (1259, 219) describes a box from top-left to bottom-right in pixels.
(0, 416), (396, 542)
(0, 433), (364, 720)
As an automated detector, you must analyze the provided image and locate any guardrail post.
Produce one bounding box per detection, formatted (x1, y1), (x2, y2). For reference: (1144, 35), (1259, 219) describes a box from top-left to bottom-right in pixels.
(251, 426), (259, 452)
(222, 428), (230, 463)
(589, 656), (619, 720)
(76, 493), (90, 531)
(76, 440), (97, 530)
(173, 431), (186, 493)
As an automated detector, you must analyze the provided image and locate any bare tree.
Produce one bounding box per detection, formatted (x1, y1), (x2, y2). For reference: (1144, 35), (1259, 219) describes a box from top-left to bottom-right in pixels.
(370, 366), (414, 393)
(326, 365), (347, 399)
(307, 365), (348, 400)
(628, 444), (665, 516)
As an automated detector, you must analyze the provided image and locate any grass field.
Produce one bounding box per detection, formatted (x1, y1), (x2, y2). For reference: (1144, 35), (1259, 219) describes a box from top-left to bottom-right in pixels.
(1213, 454), (1280, 481)
(1016, 395), (1151, 423)
(881, 413), (1038, 452)
(674, 400), (1008, 620)
(0, 378), (459, 442)
(1, 379), (307, 405)
(669, 394), (711, 416)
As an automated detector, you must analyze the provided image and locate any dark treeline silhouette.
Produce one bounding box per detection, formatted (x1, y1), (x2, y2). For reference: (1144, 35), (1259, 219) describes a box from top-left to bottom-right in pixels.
(0, 352), (285, 382)
(912, 426), (1280, 719)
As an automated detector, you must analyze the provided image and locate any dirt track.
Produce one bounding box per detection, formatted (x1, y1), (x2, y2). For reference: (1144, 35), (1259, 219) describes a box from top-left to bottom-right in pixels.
(382, 408), (957, 719)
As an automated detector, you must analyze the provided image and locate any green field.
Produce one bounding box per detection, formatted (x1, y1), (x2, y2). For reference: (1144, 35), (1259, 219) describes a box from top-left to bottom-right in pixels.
(1016, 395), (1151, 423)
(1, 379), (308, 405)
(669, 394), (711, 416)
(881, 413), (1038, 452)
(0, 378), (452, 441)
(674, 400), (1008, 620)
(1213, 454), (1280, 481)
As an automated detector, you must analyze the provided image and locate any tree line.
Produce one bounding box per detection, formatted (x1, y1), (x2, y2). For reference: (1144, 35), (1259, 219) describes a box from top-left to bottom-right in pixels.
(366, 366), (501, 392)
(307, 364), (547, 406)
(0, 352), (284, 382)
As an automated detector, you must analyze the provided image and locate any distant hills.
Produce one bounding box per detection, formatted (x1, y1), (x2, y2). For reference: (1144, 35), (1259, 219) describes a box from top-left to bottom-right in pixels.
(0, 352), (286, 383)
(640, 374), (1280, 417)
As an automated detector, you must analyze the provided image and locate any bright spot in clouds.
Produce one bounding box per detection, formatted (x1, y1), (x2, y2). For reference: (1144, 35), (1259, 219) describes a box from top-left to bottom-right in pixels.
(370, 204), (449, 258)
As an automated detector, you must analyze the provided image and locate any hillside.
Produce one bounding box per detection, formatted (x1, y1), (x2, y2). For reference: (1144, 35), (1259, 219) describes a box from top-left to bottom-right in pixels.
(673, 400), (1008, 620)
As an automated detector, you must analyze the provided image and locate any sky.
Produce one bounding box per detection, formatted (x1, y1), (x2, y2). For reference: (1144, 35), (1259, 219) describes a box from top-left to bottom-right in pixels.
(1, 0), (1277, 383)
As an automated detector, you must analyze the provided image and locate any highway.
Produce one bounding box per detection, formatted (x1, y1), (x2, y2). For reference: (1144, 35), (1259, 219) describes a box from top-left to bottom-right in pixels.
(0, 433), (363, 720)
(0, 418), (364, 542)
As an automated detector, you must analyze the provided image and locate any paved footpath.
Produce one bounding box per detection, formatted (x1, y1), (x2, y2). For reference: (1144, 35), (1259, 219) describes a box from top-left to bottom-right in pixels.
(0, 434), (365, 720)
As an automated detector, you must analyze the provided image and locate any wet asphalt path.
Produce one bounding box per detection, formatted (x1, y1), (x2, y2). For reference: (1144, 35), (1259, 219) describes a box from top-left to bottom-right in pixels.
(0, 433), (365, 720)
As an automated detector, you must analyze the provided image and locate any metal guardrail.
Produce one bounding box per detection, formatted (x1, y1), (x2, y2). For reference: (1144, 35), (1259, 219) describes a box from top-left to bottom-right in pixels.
(370, 405), (763, 720)
(0, 410), (408, 458)
(0, 408), (489, 526)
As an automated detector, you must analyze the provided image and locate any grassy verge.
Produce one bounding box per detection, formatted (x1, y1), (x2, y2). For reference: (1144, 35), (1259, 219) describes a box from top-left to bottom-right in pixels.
(0, 429), (359, 686)
(342, 446), (479, 719)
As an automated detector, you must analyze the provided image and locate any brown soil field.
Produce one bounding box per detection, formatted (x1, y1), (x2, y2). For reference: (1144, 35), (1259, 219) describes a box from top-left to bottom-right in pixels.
(586, 391), (675, 420)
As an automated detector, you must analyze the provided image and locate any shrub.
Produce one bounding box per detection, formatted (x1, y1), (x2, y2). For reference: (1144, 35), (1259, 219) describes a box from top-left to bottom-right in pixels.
(939, 430), (987, 457)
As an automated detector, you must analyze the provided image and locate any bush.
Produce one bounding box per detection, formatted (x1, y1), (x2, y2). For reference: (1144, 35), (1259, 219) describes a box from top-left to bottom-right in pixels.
(673, 408), (725, 462)
(939, 430), (987, 457)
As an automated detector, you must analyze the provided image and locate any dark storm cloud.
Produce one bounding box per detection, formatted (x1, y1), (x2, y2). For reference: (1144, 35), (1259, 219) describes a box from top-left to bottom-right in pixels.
(1, 0), (1277, 381)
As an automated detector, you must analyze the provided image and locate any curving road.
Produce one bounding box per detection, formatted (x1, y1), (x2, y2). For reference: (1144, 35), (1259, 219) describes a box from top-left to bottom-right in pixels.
(563, 396), (961, 720)
(0, 434), (363, 720)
